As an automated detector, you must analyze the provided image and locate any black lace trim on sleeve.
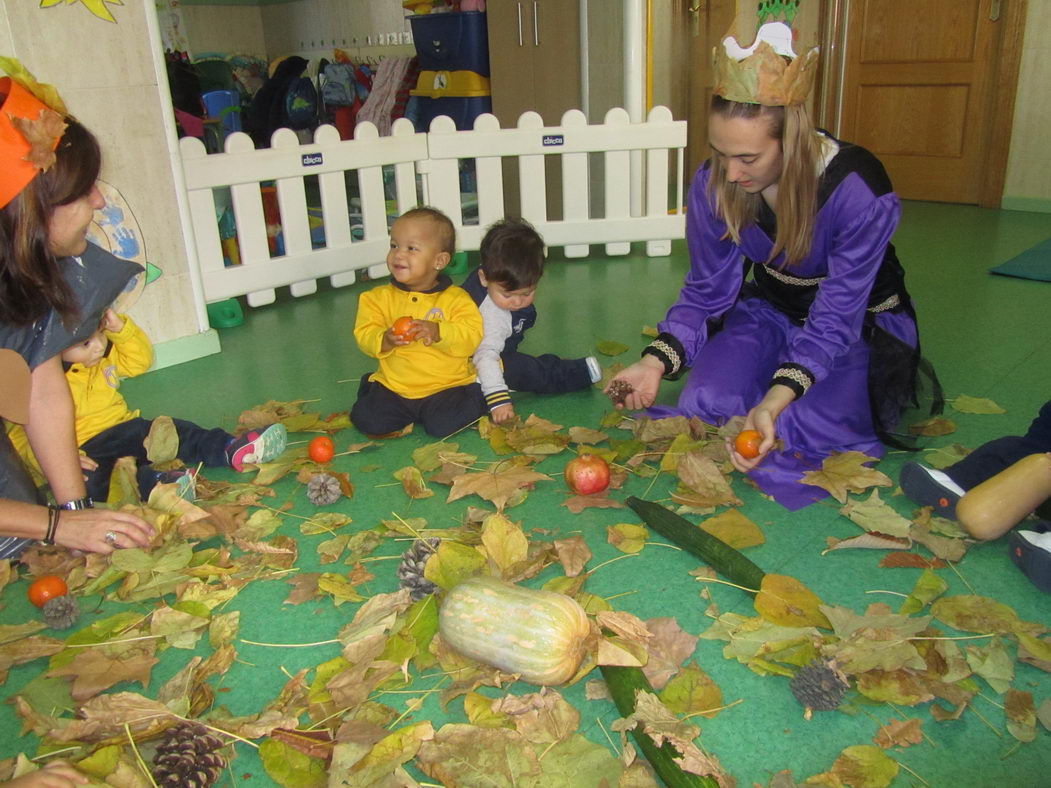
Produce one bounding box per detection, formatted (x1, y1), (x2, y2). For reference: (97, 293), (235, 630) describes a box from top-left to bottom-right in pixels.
(642, 332), (686, 380)
(771, 362), (815, 399)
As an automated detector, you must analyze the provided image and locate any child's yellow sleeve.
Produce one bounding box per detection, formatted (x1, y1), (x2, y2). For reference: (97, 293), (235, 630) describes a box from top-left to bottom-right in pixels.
(104, 314), (154, 378)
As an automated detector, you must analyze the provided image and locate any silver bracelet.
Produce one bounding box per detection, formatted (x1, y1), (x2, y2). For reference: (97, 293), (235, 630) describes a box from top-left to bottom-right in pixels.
(60, 497), (94, 511)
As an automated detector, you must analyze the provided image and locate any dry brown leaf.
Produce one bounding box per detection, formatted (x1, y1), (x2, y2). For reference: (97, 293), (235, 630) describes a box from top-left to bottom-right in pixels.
(45, 692), (176, 744)
(873, 717), (924, 749)
(879, 552), (948, 569)
(909, 523), (970, 562)
(563, 491), (624, 514)
(394, 466), (434, 499)
(48, 644), (159, 702)
(824, 531), (912, 554)
(553, 535), (591, 577)
(9, 110), (66, 169)
(270, 727), (336, 760)
(285, 572), (321, 605)
(447, 464), (552, 511)
(596, 611), (653, 644)
(568, 426), (609, 445)
(643, 618), (699, 691)
(801, 451), (893, 503)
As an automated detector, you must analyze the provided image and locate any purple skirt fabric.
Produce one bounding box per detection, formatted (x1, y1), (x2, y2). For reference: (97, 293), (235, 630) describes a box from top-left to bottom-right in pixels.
(649, 297), (918, 510)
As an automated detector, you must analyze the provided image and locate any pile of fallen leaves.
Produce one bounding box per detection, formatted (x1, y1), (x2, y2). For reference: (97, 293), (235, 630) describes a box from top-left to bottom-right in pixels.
(0, 396), (1047, 787)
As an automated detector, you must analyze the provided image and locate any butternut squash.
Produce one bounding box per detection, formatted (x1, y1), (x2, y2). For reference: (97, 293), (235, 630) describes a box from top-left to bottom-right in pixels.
(438, 575), (590, 685)
(957, 452), (1051, 541)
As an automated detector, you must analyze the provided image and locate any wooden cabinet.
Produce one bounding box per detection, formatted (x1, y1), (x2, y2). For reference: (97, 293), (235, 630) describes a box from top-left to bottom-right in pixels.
(486, 0), (581, 126)
(486, 0), (581, 217)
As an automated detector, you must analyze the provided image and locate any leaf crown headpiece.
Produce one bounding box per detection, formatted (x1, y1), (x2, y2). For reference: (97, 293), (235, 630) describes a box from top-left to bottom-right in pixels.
(0, 56), (69, 209)
(712, 19), (819, 107)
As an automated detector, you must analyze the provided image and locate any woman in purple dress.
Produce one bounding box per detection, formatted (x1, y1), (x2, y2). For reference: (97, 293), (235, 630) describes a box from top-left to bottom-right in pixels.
(609, 24), (936, 510)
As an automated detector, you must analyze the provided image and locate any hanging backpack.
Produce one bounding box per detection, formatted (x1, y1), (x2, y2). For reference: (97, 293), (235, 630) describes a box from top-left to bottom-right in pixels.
(321, 63), (357, 107)
(284, 76), (318, 130)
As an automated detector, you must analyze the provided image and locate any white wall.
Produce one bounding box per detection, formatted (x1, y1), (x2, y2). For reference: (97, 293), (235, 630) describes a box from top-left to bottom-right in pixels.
(262, 0), (409, 57)
(177, 0), (410, 63)
(180, 4), (267, 58)
(1003, 0), (1051, 207)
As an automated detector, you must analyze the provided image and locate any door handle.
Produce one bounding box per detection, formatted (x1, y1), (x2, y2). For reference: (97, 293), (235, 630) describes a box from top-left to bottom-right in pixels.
(533, 1), (540, 46)
(517, 2), (523, 46)
(688, 0), (705, 36)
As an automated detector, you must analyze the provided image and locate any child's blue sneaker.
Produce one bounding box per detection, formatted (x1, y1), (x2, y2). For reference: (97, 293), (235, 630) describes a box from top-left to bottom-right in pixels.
(900, 462), (966, 519)
(228, 423), (287, 472)
(1008, 522), (1051, 594)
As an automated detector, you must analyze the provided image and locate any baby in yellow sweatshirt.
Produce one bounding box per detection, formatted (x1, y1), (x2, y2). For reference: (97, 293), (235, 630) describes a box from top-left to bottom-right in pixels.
(10, 309), (286, 503)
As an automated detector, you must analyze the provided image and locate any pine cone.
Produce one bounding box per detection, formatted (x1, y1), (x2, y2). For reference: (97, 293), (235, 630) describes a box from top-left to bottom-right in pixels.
(42, 595), (79, 630)
(607, 379), (634, 406)
(397, 537), (441, 601)
(789, 660), (849, 715)
(307, 473), (341, 506)
(152, 721), (226, 788)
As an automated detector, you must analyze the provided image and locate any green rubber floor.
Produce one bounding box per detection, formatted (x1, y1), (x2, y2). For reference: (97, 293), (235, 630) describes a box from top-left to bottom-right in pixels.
(1, 200), (1050, 787)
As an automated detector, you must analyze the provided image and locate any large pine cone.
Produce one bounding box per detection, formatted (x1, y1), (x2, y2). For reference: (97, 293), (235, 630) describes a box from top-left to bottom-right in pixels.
(789, 660), (849, 713)
(152, 721), (226, 788)
(42, 594), (79, 630)
(306, 473), (341, 506)
(396, 537), (441, 601)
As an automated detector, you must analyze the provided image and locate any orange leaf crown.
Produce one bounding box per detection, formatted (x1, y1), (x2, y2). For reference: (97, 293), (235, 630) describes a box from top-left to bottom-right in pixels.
(0, 60), (69, 209)
(712, 20), (819, 107)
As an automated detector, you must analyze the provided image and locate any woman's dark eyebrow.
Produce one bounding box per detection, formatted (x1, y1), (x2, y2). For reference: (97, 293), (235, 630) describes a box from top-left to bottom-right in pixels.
(709, 144), (758, 158)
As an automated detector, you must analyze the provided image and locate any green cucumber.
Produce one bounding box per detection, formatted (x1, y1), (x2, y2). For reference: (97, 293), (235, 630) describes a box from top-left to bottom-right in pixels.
(599, 664), (719, 788)
(626, 496), (766, 593)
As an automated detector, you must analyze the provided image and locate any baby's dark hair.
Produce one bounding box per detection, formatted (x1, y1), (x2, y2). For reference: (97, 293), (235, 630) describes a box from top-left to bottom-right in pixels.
(479, 217), (545, 290)
(400, 206), (456, 256)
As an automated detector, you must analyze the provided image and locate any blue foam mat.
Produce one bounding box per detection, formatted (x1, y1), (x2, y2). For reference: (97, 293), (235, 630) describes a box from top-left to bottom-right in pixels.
(990, 235), (1051, 281)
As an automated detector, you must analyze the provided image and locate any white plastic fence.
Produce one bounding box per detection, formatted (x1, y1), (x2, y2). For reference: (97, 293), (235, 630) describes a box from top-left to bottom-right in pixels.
(179, 106), (687, 308)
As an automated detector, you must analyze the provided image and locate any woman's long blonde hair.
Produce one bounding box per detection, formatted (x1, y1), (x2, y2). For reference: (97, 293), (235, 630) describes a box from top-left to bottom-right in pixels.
(706, 95), (821, 267)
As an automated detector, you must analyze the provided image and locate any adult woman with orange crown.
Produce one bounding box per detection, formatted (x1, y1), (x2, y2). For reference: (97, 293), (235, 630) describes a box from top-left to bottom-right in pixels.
(607, 18), (939, 509)
(0, 61), (153, 558)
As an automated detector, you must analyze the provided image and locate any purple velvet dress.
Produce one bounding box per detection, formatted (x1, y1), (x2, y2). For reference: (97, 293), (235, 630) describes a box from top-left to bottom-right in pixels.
(650, 138), (922, 509)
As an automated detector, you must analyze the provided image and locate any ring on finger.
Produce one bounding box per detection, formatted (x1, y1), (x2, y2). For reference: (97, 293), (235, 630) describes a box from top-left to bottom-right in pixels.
(104, 530), (119, 546)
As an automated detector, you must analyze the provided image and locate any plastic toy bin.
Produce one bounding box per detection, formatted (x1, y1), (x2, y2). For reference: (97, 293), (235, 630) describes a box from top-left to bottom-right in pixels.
(414, 95), (492, 132)
(409, 11), (490, 76)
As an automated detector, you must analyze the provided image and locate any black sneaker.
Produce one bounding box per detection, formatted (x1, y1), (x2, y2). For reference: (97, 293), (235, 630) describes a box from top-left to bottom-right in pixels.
(1008, 522), (1051, 594)
(900, 462), (966, 519)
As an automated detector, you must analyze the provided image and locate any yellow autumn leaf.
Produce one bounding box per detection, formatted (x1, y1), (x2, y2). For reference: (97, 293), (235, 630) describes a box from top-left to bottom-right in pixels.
(754, 573), (831, 629)
(700, 508), (765, 549)
(607, 522), (649, 554)
(479, 512), (528, 574)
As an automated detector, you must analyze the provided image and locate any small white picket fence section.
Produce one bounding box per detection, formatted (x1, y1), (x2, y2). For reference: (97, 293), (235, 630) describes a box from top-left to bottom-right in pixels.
(179, 106), (687, 308)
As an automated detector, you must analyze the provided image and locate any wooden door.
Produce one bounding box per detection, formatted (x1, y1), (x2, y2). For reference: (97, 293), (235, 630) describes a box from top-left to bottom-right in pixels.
(488, 0), (580, 218)
(684, 0), (737, 180)
(487, 0), (536, 125)
(530, 0), (581, 124)
(487, 0), (580, 126)
(838, 0), (1010, 204)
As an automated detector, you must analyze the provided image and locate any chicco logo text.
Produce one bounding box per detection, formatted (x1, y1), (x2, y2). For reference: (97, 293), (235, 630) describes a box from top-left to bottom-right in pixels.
(301, 153), (324, 167)
(542, 135), (565, 147)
